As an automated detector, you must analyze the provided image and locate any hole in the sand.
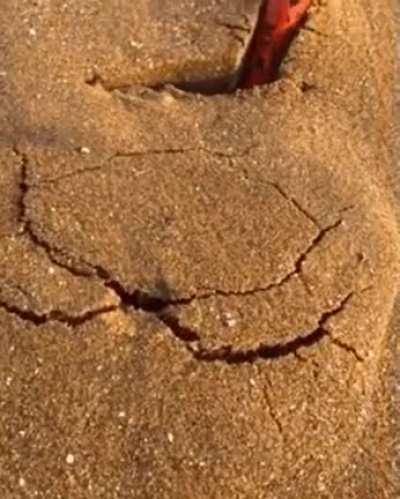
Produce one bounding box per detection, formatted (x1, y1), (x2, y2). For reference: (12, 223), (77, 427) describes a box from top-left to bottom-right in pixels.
(151, 74), (239, 96)
(156, 0), (311, 93)
(85, 1), (310, 95)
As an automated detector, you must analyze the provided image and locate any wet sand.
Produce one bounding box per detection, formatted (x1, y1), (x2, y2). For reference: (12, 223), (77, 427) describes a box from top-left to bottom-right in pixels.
(0, 1), (398, 497)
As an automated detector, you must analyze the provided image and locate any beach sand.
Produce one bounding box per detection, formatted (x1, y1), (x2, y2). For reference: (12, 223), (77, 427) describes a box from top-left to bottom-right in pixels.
(0, 1), (398, 497)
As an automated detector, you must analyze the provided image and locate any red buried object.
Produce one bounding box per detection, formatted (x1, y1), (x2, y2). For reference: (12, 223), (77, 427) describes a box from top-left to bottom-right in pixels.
(240, 0), (311, 89)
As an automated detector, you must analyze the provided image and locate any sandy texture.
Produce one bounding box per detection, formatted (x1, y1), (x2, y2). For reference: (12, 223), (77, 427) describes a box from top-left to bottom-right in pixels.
(0, 0), (398, 497)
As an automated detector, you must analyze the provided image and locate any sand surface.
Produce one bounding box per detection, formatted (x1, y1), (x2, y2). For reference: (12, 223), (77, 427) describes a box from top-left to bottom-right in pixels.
(0, 1), (399, 497)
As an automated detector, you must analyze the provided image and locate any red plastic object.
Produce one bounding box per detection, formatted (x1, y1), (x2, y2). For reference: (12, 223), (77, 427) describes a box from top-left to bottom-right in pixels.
(240, 0), (311, 89)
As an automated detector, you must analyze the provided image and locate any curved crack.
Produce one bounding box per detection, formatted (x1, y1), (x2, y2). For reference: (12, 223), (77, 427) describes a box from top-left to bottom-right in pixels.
(160, 293), (357, 364)
(14, 148), (94, 278)
(331, 337), (364, 362)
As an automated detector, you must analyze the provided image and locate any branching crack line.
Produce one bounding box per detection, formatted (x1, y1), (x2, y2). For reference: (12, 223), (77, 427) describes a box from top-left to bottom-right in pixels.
(13, 150), (344, 328)
(10, 149), (362, 366)
(161, 293), (355, 364)
(172, 216), (342, 303)
(117, 215), (339, 307)
(29, 145), (258, 187)
(15, 145), (340, 309)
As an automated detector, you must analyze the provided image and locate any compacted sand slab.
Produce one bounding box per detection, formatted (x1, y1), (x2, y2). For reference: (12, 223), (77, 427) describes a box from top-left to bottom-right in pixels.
(0, 1), (399, 497)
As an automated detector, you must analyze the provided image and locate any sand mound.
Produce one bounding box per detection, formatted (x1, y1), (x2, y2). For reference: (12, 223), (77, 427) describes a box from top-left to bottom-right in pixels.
(0, 1), (398, 497)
